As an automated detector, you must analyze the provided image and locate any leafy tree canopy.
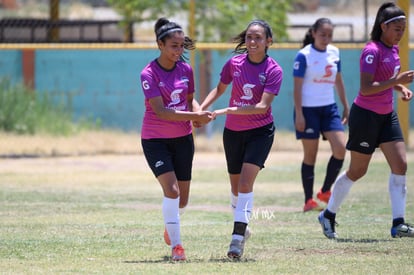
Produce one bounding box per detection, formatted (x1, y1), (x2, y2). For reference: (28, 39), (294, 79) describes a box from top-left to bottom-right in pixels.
(183, 0), (292, 42)
(107, 0), (293, 42)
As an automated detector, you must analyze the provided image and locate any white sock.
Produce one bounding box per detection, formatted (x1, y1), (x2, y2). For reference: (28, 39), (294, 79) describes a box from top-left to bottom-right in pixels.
(389, 173), (406, 220)
(231, 193), (238, 217)
(162, 197), (181, 248)
(234, 192), (253, 224)
(327, 171), (353, 213)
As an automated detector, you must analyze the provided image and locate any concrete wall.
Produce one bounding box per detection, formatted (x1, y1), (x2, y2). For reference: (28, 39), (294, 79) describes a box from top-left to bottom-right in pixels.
(0, 45), (412, 133)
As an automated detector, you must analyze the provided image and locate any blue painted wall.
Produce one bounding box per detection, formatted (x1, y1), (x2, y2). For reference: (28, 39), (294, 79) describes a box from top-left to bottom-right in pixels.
(0, 47), (413, 133)
(0, 50), (22, 84)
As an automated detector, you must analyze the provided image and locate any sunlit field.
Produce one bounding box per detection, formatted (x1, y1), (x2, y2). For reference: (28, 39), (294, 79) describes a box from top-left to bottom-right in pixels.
(1, 131), (414, 274)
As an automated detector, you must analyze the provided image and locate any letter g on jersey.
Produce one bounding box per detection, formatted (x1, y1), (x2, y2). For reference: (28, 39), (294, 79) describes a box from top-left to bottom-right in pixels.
(365, 54), (374, 64)
(142, 80), (150, 90)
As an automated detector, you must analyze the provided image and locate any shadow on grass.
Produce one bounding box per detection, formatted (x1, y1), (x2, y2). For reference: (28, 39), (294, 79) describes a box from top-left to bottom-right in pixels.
(124, 256), (256, 264)
(336, 238), (394, 243)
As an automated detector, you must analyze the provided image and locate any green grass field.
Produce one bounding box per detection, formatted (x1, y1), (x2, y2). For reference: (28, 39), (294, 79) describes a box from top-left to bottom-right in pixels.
(1, 149), (413, 274)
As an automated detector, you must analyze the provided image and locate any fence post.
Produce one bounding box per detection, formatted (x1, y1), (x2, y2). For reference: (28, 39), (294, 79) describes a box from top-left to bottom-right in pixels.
(397, 0), (410, 145)
(22, 49), (35, 90)
(49, 0), (60, 42)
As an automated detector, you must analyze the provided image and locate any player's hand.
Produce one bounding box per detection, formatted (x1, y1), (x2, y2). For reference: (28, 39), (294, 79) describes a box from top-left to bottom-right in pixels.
(397, 70), (414, 85)
(399, 87), (413, 101)
(341, 108), (349, 125)
(295, 113), (306, 132)
(212, 108), (228, 117)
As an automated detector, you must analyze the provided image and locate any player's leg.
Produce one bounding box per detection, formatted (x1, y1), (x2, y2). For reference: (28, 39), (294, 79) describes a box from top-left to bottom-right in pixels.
(158, 172), (181, 242)
(301, 138), (323, 211)
(227, 123), (274, 258)
(381, 140), (413, 237)
(297, 106), (323, 211)
(318, 130), (346, 203)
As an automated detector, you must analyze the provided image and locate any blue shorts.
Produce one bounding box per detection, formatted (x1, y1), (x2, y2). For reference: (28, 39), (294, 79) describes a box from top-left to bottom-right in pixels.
(346, 104), (404, 154)
(294, 103), (344, 139)
(223, 123), (275, 174)
(141, 134), (194, 180)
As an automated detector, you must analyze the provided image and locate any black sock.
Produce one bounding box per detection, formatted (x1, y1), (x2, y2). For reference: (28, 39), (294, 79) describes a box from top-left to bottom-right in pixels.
(232, 221), (247, 236)
(301, 162), (314, 203)
(392, 217), (405, 227)
(324, 209), (336, 220)
(321, 156), (344, 193)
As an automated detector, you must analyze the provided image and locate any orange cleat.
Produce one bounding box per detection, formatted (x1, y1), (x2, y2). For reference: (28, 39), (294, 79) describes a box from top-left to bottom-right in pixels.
(317, 189), (331, 204)
(303, 198), (323, 212)
(172, 244), (186, 261)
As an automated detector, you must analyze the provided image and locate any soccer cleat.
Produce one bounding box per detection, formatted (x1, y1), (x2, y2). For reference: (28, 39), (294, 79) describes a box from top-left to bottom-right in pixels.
(317, 189), (331, 204)
(303, 198), (324, 212)
(172, 244), (186, 261)
(391, 223), (414, 238)
(164, 227), (171, 245)
(318, 211), (338, 239)
(227, 239), (243, 259)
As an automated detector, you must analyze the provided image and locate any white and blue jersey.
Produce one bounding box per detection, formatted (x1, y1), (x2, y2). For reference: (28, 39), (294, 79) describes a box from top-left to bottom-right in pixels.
(293, 44), (341, 107)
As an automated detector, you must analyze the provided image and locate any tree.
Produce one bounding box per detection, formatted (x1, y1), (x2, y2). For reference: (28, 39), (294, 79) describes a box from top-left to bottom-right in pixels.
(181, 0), (291, 42)
(106, 0), (180, 42)
(107, 0), (292, 43)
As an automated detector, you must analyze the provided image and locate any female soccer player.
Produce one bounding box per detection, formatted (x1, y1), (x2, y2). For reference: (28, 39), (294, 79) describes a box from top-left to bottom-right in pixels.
(318, 2), (414, 239)
(293, 18), (349, 212)
(199, 19), (283, 258)
(140, 17), (213, 260)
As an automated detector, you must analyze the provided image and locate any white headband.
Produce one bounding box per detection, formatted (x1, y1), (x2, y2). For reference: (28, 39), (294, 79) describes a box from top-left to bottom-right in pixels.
(157, 28), (182, 40)
(383, 15), (406, 24)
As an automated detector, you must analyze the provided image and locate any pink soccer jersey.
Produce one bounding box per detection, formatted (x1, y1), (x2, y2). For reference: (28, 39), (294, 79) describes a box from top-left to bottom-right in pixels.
(354, 41), (401, 114)
(220, 54), (283, 131)
(140, 60), (195, 139)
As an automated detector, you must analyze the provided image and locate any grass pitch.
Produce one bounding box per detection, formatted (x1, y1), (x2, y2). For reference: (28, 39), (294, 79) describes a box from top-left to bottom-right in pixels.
(1, 133), (414, 274)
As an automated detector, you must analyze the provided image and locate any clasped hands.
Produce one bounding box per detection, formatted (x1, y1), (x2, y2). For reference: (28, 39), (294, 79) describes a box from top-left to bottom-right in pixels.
(192, 108), (228, 128)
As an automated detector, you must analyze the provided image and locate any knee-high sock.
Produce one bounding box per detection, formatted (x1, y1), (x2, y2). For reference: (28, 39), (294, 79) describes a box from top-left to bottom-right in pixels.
(234, 192), (253, 224)
(301, 163), (314, 202)
(163, 197), (181, 248)
(321, 156), (344, 192)
(327, 171), (353, 213)
(232, 192), (253, 240)
(389, 173), (406, 220)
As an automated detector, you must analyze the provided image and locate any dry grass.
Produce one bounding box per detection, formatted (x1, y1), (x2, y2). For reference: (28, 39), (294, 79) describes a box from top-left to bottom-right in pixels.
(0, 130), (306, 157)
(0, 130), (140, 157)
(1, 129), (414, 157)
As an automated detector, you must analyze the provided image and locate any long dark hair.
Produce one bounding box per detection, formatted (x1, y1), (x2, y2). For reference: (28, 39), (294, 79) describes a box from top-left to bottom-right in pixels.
(370, 2), (405, 41)
(154, 17), (196, 61)
(302, 18), (333, 48)
(232, 19), (273, 54)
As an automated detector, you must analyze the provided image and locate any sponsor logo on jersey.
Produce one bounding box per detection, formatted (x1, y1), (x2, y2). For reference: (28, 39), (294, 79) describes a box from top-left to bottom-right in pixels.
(322, 65), (333, 78)
(241, 83), (255, 100)
(259, 73), (266, 85)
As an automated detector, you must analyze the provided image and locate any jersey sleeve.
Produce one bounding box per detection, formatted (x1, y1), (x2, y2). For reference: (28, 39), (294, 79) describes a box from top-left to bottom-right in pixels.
(337, 59), (341, 73)
(264, 62), (283, 96)
(360, 46), (379, 75)
(293, 52), (307, 78)
(140, 69), (160, 99)
(219, 58), (233, 85)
